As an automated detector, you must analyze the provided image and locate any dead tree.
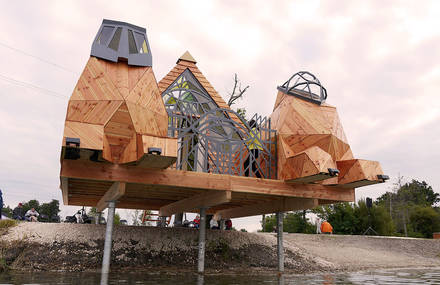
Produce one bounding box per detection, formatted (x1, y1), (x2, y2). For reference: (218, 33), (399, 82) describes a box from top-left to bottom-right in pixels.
(227, 73), (249, 107)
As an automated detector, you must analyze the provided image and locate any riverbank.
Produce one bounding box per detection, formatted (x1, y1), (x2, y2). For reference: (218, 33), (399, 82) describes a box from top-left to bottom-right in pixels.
(1, 223), (439, 273)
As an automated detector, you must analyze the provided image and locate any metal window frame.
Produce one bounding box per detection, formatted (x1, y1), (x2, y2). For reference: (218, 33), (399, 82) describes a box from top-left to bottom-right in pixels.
(162, 69), (277, 179)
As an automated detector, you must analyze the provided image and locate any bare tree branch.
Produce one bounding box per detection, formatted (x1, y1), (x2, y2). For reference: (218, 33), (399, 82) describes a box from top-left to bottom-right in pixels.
(227, 73), (249, 106)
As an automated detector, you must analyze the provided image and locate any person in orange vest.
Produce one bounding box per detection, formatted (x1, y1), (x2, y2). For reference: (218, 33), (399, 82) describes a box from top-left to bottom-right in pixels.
(320, 220), (333, 234)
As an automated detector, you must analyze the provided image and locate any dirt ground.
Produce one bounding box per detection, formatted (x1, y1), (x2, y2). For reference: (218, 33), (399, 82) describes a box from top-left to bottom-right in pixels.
(1, 223), (439, 273)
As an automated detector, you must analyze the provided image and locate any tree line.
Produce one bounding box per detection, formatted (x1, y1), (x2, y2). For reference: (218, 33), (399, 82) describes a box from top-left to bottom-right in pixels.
(262, 179), (440, 238)
(2, 199), (61, 222)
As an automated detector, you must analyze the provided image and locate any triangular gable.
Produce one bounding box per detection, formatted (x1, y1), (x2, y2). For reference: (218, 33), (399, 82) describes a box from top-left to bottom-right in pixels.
(158, 53), (242, 125)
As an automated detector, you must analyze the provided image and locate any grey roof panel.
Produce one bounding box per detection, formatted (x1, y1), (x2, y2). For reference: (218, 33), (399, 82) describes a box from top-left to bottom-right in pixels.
(91, 19), (152, 67)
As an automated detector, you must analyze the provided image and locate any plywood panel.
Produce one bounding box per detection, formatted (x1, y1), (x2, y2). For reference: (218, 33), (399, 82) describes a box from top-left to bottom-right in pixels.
(67, 100), (122, 125)
(141, 135), (178, 157)
(71, 58), (123, 101)
(63, 121), (103, 150)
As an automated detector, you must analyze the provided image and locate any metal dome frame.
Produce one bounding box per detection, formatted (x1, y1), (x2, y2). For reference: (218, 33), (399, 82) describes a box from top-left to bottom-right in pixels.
(278, 71), (327, 105)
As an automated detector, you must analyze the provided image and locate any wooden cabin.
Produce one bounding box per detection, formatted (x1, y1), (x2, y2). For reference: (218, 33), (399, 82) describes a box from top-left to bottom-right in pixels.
(60, 20), (388, 219)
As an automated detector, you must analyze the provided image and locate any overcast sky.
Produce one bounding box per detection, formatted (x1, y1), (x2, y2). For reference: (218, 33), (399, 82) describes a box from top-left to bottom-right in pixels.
(0, 1), (439, 231)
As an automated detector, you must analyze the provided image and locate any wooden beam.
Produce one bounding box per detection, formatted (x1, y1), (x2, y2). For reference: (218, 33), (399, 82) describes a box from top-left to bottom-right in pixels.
(96, 182), (126, 212)
(60, 177), (69, 205)
(215, 197), (318, 220)
(160, 191), (232, 216)
(60, 160), (355, 202)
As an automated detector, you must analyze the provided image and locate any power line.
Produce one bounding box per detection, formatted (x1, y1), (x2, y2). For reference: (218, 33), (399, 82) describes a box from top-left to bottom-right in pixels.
(0, 73), (69, 99)
(0, 41), (78, 74)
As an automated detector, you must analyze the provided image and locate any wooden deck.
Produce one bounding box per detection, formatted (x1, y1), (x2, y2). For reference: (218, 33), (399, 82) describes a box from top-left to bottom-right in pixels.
(60, 159), (355, 219)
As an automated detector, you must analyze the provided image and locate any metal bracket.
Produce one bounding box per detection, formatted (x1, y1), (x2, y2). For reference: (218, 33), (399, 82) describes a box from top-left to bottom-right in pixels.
(377, 174), (390, 182)
(148, 147), (162, 155)
(328, 168), (340, 177)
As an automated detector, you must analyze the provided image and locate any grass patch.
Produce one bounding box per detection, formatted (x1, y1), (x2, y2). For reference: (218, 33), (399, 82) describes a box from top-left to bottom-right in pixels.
(0, 219), (18, 229)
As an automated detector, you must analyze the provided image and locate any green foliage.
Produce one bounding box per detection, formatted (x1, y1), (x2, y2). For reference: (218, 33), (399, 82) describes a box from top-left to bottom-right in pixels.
(284, 211), (315, 234)
(240, 228), (247, 232)
(377, 179), (439, 208)
(260, 178), (438, 238)
(13, 199), (60, 222)
(22, 199), (40, 213)
(312, 201), (395, 235)
(114, 212), (121, 225)
(262, 215), (276, 232)
(2, 206), (12, 218)
(0, 219), (17, 229)
(88, 207), (98, 216)
(236, 108), (247, 120)
(409, 206), (440, 238)
(39, 199), (60, 220)
(261, 211), (315, 233)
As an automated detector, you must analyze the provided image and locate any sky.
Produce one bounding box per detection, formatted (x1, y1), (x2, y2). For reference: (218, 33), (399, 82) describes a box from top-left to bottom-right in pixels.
(0, 1), (439, 232)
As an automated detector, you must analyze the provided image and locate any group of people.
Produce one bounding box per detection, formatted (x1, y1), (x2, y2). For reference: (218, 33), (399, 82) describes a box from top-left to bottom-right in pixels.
(192, 215), (232, 230)
(0, 189), (40, 222)
(12, 203), (40, 222)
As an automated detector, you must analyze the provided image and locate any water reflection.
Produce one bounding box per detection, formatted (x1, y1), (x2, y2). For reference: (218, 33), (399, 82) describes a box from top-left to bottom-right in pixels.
(1, 268), (440, 284)
(322, 274), (334, 285)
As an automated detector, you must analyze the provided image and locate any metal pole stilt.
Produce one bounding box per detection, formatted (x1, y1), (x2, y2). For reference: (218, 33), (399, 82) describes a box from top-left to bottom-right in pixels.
(96, 212), (102, 224)
(276, 211), (284, 273)
(101, 201), (116, 284)
(220, 219), (225, 230)
(198, 207), (207, 274)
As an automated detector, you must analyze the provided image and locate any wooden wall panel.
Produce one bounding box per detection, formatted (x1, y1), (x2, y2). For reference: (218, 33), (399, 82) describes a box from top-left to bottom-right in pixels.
(141, 135), (178, 157)
(67, 100), (122, 125)
(71, 58), (123, 101)
(63, 121), (103, 150)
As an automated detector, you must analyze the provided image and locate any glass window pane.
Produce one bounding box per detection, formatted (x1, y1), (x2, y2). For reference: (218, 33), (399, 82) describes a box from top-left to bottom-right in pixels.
(128, 30), (137, 54)
(96, 26), (114, 45)
(108, 27), (122, 51)
(135, 32), (148, 54)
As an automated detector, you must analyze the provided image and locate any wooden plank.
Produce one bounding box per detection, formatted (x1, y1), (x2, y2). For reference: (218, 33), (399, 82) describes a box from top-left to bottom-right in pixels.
(134, 153), (176, 169)
(141, 135), (178, 157)
(71, 58), (123, 101)
(96, 182), (126, 211)
(60, 177), (69, 205)
(60, 160), (355, 202)
(63, 121), (104, 150)
(159, 191), (232, 216)
(214, 197), (318, 219)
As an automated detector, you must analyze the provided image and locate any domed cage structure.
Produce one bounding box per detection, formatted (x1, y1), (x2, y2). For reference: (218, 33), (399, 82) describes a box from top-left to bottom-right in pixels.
(277, 71), (327, 105)
(91, 19), (152, 67)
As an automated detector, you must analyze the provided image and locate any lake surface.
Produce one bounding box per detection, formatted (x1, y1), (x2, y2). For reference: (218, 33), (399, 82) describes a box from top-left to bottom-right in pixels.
(1, 268), (439, 284)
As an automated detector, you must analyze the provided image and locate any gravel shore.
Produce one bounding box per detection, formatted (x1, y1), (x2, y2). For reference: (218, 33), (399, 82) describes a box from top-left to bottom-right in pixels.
(1, 223), (439, 273)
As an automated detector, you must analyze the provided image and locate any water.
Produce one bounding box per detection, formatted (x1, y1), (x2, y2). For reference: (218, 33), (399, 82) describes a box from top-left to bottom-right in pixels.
(1, 268), (440, 284)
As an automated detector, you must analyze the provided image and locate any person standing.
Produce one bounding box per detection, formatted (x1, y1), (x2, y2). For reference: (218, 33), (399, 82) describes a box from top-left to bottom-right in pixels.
(316, 218), (322, 234)
(0, 189), (3, 220)
(244, 120), (263, 178)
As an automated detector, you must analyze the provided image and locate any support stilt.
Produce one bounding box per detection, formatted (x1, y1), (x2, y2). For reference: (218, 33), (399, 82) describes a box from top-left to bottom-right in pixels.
(219, 219), (225, 230)
(96, 212), (102, 224)
(101, 201), (116, 284)
(276, 211), (284, 273)
(198, 207), (207, 274)
(174, 213), (184, 227)
(159, 216), (167, 227)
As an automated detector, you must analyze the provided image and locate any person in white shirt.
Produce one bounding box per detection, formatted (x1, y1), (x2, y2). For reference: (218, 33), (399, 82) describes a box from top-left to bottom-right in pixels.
(316, 218), (322, 234)
(25, 208), (39, 222)
(75, 209), (84, 224)
(210, 217), (219, 229)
